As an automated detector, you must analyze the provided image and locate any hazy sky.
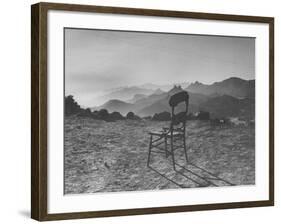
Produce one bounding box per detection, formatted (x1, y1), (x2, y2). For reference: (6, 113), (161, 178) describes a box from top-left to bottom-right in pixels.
(65, 28), (255, 106)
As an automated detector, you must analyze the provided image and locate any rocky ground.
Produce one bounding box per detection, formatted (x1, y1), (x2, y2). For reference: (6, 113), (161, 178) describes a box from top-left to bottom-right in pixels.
(64, 117), (255, 194)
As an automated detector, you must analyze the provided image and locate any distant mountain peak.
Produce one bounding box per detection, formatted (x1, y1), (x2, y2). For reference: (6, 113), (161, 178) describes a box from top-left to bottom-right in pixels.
(188, 81), (204, 88)
(153, 88), (165, 95)
(169, 85), (182, 91)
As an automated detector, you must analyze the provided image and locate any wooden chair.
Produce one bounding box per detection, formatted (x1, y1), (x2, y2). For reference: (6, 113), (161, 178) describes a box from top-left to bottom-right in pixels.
(147, 91), (189, 170)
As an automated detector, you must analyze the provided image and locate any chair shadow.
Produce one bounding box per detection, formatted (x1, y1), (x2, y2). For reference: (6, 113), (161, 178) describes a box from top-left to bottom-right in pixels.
(148, 165), (185, 188)
(175, 162), (235, 186)
(148, 161), (234, 188)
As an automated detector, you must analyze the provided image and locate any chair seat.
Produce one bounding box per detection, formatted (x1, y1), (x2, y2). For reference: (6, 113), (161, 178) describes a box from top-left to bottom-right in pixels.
(167, 131), (184, 137)
(149, 129), (183, 137)
(149, 130), (167, 136)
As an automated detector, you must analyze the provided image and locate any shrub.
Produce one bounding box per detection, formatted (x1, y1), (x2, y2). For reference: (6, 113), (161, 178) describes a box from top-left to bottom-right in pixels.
(210, 118), (230, 127)
(186, 113), (196, 120)
(98, 109), (109, 120)
(126, 112), (134, 119)
(91, 110), (99, 119)
(110, 111), (125, 121)
(126, 112), (141, 120)
(152, 111), (171, 121)
(142, 116), (152, 120)
(77, 108), (92, 117)
(196, 111), (210, 120)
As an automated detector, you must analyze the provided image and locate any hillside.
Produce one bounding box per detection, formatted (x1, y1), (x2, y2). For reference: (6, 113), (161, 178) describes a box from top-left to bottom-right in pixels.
(199, 95), (255, 119)
(187, 77), (255, 99)
(127, 94), (147, 103)
(93, 99), (134, 115)
(92, 86), (155, 105)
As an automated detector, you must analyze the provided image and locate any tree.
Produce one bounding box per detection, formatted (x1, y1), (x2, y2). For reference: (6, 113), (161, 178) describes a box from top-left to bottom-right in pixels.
(110, 111), (124, 121)
(152, 111), (171, 121)
(98, 109), (109, 120)
(126, 112), (140, 120)
(65, 95), (81, 115)
(77, 108), (92, 117)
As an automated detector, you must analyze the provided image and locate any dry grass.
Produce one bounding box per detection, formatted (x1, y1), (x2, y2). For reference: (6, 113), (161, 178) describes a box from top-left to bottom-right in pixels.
(64, 117), (255, 194)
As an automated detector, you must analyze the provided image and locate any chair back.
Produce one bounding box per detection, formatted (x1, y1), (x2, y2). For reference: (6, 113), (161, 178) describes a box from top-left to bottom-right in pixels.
(168, 91), (189, 129)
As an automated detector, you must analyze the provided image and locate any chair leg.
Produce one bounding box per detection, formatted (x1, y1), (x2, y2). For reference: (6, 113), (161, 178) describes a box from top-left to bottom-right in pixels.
(170, 136), (176, 171)
(147, 135), (153, 167)
(165, 137), (168, 158)
(183, 135), (188, 164)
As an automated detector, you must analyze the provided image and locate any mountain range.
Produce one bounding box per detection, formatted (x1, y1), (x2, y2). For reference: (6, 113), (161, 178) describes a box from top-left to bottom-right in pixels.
(186, 77), (255, 99)
(91, 77), (255, 119)
(92, 82), (190, 105)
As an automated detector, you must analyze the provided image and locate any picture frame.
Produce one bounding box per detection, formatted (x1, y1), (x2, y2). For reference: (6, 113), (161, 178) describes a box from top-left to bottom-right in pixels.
(31, 2), (274, 221)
